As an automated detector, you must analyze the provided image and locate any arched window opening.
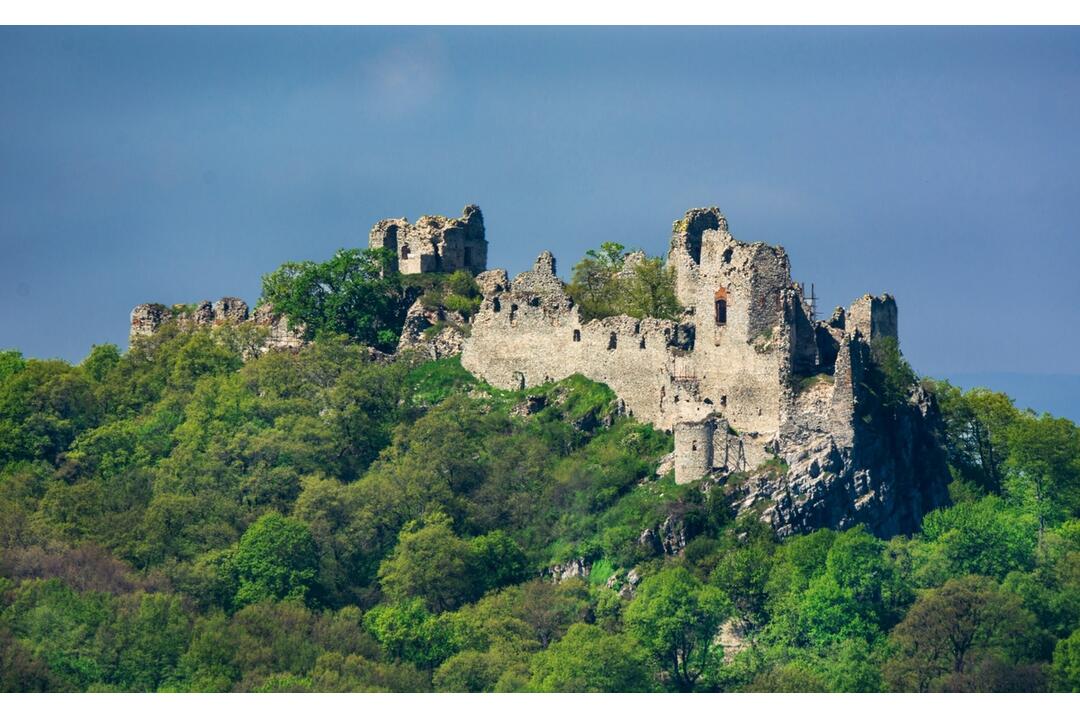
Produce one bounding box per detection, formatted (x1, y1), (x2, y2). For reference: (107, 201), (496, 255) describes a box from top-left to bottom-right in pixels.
(400, 243), (411, 260)
(714, 288), (728, 326)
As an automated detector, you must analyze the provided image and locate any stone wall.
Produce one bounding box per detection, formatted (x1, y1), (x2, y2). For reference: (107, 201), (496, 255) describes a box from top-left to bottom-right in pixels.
(847, 293), (898, 343)
(462, 253), (712, 430)
(462, 205), (950, 534)
(129, 297), (305, 355)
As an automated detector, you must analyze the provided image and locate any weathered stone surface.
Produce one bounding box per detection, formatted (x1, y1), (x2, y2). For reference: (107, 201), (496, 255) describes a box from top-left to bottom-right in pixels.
(462, 206), (950, 537)
(369, 204), (486, 275)
(548, 557), (590, 583)
(395, 298), (468, 360)
(213, 297), (249, 324)
(605, 567), (642, 600)
(130, 303), (169, 339)
(847, 293), (898, 342)
(251, 303), (306, 353)
(639, 512), (690, 556)
(129, 297), (304, 357)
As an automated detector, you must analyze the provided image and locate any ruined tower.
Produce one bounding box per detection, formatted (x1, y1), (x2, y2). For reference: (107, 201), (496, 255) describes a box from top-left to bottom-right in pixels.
(368, 204), (487, 275)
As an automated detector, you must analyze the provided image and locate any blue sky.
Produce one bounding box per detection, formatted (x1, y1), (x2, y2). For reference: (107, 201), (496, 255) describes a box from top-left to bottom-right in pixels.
(1, 27), (1078, 417)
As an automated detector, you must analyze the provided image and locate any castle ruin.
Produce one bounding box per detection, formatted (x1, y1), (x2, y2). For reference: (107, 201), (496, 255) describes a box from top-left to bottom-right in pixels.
(459, 207), (949, 536)
(129, 203), (949, 537)
(369, 205), (487, 275)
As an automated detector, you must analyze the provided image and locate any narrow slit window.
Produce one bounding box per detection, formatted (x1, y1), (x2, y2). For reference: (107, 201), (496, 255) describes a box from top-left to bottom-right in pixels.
(608, 333), (617, 350)
(573, 329), (581, 342)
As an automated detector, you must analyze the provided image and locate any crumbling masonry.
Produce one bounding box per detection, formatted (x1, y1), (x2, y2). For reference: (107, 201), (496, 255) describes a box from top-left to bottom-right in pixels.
(129, 204), (949, 537)
(459, 207), (949, 537)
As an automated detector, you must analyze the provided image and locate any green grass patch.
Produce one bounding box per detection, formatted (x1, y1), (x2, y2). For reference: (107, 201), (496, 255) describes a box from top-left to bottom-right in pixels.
(796, 373), (835, 394)
(405, 356), (482, 406)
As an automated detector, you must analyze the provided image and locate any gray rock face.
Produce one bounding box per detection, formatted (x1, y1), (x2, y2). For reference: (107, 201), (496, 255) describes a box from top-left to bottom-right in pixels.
(548, 557), (590, 583)
(639, 513), (690, 556)
(130, 303), (170, 339)
(395, 299), (468, 360)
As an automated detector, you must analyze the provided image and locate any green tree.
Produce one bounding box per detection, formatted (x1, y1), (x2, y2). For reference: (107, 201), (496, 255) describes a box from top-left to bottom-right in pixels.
(1051, 628), (1080, 691)
(527, 623), (657, 692)
(883, 576), (1042, 691)
(919, 495), (1038, 581)
(363, 598), (460, 670)
(1005, 412), (1080, 542)
(230, 513), (319, 608)
(81, 344), (121, 384)
(260, 247), (406, 351)
(623, 256), (682, 321)
(377, 513), (475, 613)
(624, 566), (731, 691)
(567, 243), (681, 322)
(867, 336), (917, 412)
(468, 530), (529, 595)
(931, 381), (1019, 494)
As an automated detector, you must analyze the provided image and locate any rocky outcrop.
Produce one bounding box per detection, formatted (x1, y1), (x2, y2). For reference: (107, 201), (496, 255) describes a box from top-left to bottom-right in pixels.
(548, 557), (590, 583)
(130, 303), (170, 339)
(727, 364), (950, 538)
(395, 299), (468, 360)
(639, 513), (691, 556)
(606, 567), (642, 600)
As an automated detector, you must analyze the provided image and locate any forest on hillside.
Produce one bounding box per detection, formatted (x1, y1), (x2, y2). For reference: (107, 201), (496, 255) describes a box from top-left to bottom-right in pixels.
(1, 246), (1079, 693)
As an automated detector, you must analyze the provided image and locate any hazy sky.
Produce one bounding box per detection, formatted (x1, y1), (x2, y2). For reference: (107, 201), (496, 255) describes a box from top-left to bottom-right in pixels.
(2, 27), (1079, 390)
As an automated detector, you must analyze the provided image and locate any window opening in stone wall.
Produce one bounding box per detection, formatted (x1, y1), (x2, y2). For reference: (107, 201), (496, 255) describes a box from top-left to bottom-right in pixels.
(714, 287), (728, 325)
(400, 243), (411, 260)
(692, 441), (698, 451)
(639, 337), (646, 349)
(608, 333), (617, 350)
(492, 298), (501, 312)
